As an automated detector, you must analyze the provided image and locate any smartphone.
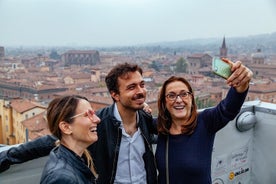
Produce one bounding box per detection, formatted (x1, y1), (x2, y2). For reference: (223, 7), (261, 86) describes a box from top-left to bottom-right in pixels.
(212, 57), (232, 79)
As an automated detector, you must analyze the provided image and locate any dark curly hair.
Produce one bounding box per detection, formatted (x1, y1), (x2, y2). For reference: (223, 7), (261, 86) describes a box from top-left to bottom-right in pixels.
(105, 62), (143, 101)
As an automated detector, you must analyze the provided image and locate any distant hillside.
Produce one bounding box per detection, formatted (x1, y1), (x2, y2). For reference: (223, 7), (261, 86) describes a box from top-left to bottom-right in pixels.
(142, 32), (276, 55)
(4, 32), (276, 56)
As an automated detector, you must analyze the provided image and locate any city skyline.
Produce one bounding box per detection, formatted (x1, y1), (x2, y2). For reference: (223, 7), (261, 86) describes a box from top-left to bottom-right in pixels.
(0, 0), (276, 47)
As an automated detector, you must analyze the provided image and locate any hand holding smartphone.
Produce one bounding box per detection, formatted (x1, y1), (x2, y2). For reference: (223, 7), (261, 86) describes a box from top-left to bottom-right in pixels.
(212, 57), (232, 79)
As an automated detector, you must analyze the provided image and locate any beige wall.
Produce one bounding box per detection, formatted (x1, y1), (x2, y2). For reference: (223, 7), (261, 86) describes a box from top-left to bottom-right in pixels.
(0, 100), (15, 144)
(0, 99), (46, 144)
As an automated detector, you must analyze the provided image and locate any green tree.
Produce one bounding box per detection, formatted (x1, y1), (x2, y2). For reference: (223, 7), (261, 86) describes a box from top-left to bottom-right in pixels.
(175, 57), (187, 73)
(149, 60), (160, 72)
(49, 50), (60, 59)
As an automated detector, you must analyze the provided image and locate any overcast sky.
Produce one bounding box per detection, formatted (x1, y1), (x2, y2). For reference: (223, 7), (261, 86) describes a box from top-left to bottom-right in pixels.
(0, 0), (276, 47)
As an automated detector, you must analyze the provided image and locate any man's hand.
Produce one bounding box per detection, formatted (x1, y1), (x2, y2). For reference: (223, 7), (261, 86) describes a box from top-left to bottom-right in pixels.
(143, 103), (152, 114)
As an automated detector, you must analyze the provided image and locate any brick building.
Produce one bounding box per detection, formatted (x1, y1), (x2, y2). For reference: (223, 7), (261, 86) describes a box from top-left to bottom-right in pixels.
(61, 50), (100, 66)
(0, 80), (67, 101)
(186, 53), (212, 75)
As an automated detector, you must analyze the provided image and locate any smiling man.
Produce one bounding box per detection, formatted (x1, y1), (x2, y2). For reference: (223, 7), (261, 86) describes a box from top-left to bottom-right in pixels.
(92, 62), (158, 184)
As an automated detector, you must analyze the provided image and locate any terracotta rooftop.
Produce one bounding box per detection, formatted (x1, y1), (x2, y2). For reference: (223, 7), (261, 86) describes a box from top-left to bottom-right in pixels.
(187, 53), (210, 58)
(64, 50), (98, 54)
(10, 99), (46, 113)
(21, 111), (51, 140)
(250, 82), (276, 93)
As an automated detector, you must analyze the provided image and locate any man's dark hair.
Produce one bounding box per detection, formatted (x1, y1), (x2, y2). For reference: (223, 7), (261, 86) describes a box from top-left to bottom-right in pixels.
(105, 62), (143, 95)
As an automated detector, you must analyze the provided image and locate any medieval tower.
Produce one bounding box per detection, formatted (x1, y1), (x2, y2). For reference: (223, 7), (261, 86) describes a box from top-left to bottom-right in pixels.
(220, 36), (227, 58)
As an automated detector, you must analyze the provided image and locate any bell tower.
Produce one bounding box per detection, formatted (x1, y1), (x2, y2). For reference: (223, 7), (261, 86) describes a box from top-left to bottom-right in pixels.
(220, 36), (227, 58)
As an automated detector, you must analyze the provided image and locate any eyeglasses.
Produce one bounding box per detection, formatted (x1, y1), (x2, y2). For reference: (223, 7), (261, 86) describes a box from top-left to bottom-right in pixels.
(70, 109), (95, 120)
(166, 91), (192, 101)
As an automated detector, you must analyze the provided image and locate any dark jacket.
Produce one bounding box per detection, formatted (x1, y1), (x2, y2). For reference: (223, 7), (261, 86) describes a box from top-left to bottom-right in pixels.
(90, 103), (157, 184)
(40, 145), (97, 184)
(0, 103), (158, 184)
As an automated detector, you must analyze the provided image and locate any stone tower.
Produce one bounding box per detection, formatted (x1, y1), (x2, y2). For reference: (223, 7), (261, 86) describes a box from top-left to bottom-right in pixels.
(0, 46), (5, 59)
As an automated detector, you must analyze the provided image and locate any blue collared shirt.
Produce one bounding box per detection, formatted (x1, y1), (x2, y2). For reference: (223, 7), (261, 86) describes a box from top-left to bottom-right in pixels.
(113, 104), (147, 184)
